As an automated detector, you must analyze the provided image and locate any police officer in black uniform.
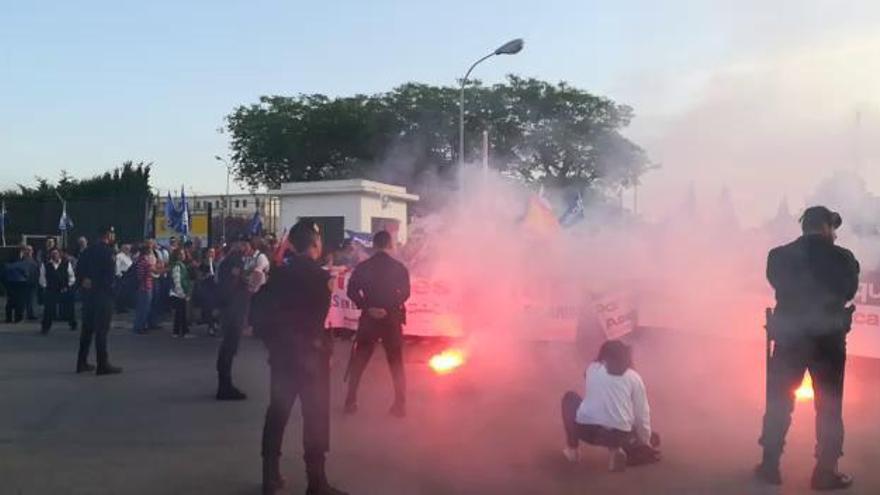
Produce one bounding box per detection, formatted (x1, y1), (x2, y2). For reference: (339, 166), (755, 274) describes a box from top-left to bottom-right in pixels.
(343, 230), (411, 417)
(216, 239), (250, 400)
(75, 225), (122, 375)
(756, 206), (859, 490)
(256, 220), (348, 495)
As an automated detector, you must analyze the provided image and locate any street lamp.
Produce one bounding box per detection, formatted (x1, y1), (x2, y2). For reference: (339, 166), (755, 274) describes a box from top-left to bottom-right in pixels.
(459, 38), (524, 165)
(214, 155), (233, 242)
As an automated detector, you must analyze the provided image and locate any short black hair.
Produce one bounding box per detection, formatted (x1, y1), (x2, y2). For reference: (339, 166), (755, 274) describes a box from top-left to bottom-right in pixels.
(289, 220), (321, 253)
(373, 230), (392, 250)
(801, 205), (842, 233)
(596, 340), (633, 376)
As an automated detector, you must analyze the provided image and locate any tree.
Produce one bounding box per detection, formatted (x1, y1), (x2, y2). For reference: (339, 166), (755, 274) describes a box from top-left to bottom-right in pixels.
(224, 76), (651, 201)
(1, 161), (153, 244)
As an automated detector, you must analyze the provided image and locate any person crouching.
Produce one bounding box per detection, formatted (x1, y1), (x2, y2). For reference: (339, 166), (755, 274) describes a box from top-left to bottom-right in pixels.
(560, 340), (660, 471)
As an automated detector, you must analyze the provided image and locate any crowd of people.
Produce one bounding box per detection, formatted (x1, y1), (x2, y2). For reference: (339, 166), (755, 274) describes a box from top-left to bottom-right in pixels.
(0, 204), (860, 493)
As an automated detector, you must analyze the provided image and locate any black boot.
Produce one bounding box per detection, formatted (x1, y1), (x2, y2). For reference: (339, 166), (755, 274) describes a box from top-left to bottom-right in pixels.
(306, 457), (349, 495)
(96, 364), (123, 375)
(811, 463), (853, 491)
(216, 376), (247, 401)
(261, 456), (286, 495)
(76, 362), (96, 373)
(755, 452), (782, 486)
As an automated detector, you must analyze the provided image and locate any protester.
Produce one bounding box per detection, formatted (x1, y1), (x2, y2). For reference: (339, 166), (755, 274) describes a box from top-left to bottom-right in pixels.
(39, 247), (76, 334)
(248, 237), (271, 293)
(132, 244), (157, 334)
(37, 237), (57, 264)
(254, 220), (348, 495)
(169, 248), (193, 338)
(22, 245), (39, 320)
(60, 249), (79, 327)
(114, 243), (134, 312)
(561, 340), (661, 471)
(75, 225), (121, 375)
(149, 239), (168, 329)
(74, 236), (88, 259)
(2, 247), (29, 323)
(197, 247), (220, 336)
(332, 239), (358, 268)
(757, 206), (860, 490)
(215, 240), (250, 400)
(344, 230), (411, 417)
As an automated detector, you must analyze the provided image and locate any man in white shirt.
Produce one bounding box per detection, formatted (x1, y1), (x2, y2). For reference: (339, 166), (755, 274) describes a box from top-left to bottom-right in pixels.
(561, 340), (660, 472)
(115, 244), (133, 277)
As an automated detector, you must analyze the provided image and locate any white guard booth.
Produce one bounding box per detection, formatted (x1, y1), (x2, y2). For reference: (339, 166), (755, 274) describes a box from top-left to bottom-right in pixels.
(272, 179), (419, 249)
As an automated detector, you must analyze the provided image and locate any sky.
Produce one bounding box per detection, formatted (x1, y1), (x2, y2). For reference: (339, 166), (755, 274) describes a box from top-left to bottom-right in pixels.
(2, 0), (879, 225)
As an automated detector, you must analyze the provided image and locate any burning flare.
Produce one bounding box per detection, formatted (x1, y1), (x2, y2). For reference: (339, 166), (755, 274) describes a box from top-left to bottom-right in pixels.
(428, 348), (466, 375)
(795, 373), (814, 401)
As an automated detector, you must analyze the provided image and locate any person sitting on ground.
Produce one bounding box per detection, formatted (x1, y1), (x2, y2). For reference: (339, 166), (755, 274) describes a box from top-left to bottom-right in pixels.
(561, 339), (661, 472)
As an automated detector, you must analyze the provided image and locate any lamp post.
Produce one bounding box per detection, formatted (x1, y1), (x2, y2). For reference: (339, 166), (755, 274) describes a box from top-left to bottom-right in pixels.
(214, 155), (232, 242)
(458, 38), (524, 165)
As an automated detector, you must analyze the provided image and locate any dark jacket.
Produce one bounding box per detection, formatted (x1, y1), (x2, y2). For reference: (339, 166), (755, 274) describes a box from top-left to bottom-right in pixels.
(43, 260), (73, 292)
(76, 242), (116, 294)
(767, 234), (860, 340)
(217, 253), (247, 308)
(347, 251), (410, 325)
(253, 254), (332, 371)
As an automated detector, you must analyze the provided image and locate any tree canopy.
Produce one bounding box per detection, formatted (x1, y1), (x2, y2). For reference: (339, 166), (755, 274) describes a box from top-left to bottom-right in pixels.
(224, 75), (651, 200)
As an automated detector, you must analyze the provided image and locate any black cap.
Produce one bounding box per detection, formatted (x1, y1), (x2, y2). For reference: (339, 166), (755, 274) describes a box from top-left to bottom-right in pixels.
(98, 224), (115, 235)
(801, 206), (842, 230)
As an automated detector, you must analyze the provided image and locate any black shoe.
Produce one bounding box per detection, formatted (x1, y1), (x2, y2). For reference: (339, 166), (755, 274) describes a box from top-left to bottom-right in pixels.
(96, 365), (123, 376)
(306, 482), (350, 495)
(811, 468), (853, 491)
(343, 401), (358, 415)
(755, 463), (782, 485)
(261, 457), (286, 495)
(389, 402), (407, 418)
(216, 386), (247, 401)
(76, 363), (96, 373)
(69, 323), (77, 331)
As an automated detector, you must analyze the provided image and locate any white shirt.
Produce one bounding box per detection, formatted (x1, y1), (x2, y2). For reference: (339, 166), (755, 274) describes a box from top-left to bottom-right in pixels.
(575, 362), (652, 444)
(115, 252), (133, 277)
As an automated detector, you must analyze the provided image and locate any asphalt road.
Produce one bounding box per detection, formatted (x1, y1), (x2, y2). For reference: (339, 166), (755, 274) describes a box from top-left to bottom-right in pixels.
(2, 311), (880, 495)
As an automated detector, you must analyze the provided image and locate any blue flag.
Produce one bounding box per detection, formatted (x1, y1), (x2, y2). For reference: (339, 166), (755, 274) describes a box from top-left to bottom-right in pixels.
(165, 191), (180, 231)
(0, 201), (7, 245)
(559, 192), (585, 227)
(248, 208), (263, 236)
(178, 186), (190, 236)
(58, 203), (74, 232)
(344, 230), (373, 248)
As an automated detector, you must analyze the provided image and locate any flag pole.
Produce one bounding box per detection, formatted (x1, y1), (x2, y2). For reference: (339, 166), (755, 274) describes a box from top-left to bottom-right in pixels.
(1, 200), (7, 247)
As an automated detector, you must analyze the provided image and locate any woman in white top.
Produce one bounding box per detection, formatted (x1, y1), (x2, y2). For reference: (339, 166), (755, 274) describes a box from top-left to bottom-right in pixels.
(561, 340), (661, 471)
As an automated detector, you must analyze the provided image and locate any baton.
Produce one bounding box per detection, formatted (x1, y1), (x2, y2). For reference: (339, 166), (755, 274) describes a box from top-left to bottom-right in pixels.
(764, 307), (774, 403)
(343, 337), (356, 383)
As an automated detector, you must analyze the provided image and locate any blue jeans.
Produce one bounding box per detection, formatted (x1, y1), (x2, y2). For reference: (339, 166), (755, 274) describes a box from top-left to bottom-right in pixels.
(133, 290), (153, 333)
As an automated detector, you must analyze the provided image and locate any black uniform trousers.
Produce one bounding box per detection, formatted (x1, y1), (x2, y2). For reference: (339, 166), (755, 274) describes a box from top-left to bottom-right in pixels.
(24, 283), (37, 319)
(345, 317), (406, 406)
(217, 298), (249, 385)
(760, 333), (846, 468)
(78, 289), (114, 368)
(4, 281), (26, 323)
(261, 337), (332, 467)
(42, 289), (76, 333)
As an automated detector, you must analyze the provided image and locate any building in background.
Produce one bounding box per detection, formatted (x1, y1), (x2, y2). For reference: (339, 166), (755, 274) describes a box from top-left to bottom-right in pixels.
(272, 179), (419, 250)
